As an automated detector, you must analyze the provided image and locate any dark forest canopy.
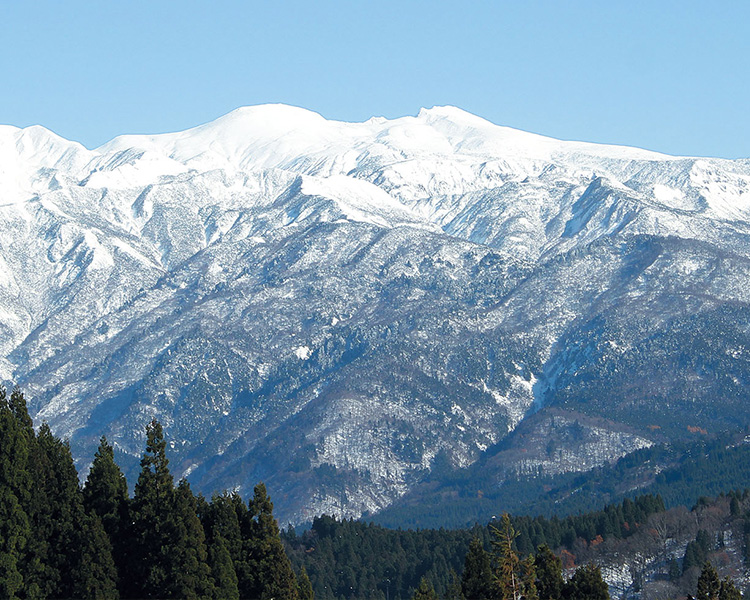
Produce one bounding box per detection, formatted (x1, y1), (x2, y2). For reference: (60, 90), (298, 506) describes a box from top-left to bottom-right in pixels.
(0, 386), (300, 600)
(283, 493), (749, 600)
(282, 495), (663, 600)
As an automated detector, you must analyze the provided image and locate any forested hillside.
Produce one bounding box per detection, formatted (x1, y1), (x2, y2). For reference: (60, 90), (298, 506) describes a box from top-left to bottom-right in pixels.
(373, 428), (750, 529)
(285, 492), (750, 599)
(3, 384), (749, 600)
(284, 496), (662, 599)
(0, 386), (306, 600)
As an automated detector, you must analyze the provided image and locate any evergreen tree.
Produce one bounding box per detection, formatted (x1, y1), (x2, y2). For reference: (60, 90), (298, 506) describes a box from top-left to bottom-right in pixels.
(226, 493), (255, 594)
(668, 557), (681, 582)
(9, 387), (33, 432)
(126, 419), (177, 598)
(83, 436), (128, 534)
(203, 492), (245, 565)
(491, 513), (521, 600)
(240, 482), (298, 599)
(412, 576), (439, 600)
(126, 419), (220, 599)
(83, 435), (129, 583)
(72, 513), (119, 599)
(719, 577), (742, 600)
(445, 569), (463, 600)
(203, 492), (247, 599)
(0, 487), (28, 599)
(462, 537), (495, 600)
(208, 532), (239, 600)
(519, 555), (538, 600)
(562, 564), (609, 600)
(695, 561), (721, 600)
(0, 387), (32, 599)
(1, 387), (118, 599)
(534, 545), (563, 600)
(25, 423), (87, 598)
(685, 530), (713, 574)
(164, 479), (214, 599)
(297, 565), (314, 600)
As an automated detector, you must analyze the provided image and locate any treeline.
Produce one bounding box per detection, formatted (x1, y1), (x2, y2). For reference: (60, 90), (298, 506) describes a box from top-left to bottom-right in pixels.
(285, 513), (612, 600)
(0, 386), (308, 600)
(283, 495), (664, 599)
(286, 491), (750, 600)
(284, 515), (474, 599)
(511, 494), (664, 556)
(374, 429), (750, 530)
(543, 431), (750, 515)
(463, 516), (742, 600)
(456, 515), (610, 600)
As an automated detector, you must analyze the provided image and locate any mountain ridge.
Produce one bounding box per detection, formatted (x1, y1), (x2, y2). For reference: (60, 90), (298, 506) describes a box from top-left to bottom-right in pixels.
(2, 105), (750, 523)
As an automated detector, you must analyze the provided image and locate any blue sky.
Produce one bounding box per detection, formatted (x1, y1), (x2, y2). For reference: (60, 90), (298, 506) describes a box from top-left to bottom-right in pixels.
(1, 1), (747, 157)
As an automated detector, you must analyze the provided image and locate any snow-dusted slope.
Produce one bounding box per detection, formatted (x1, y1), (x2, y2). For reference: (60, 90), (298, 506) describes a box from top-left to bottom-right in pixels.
(3, 105), (750, 523)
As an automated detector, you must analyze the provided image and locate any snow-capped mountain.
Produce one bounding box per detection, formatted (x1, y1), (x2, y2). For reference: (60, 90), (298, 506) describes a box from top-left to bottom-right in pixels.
(2, 105), (750, 523)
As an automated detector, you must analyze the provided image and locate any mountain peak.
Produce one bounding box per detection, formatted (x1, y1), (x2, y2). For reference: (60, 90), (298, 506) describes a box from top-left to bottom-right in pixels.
(416, 105), (492, 124)
(201, 103), (328, 133)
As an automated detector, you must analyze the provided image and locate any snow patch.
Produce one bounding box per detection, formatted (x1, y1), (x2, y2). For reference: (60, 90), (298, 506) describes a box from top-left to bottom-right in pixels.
(294, 345), (311, 360)
(653, 184), (686, 207)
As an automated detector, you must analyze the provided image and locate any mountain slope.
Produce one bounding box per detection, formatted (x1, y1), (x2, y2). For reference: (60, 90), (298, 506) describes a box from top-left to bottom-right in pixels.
(2, 105), (750, 523)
